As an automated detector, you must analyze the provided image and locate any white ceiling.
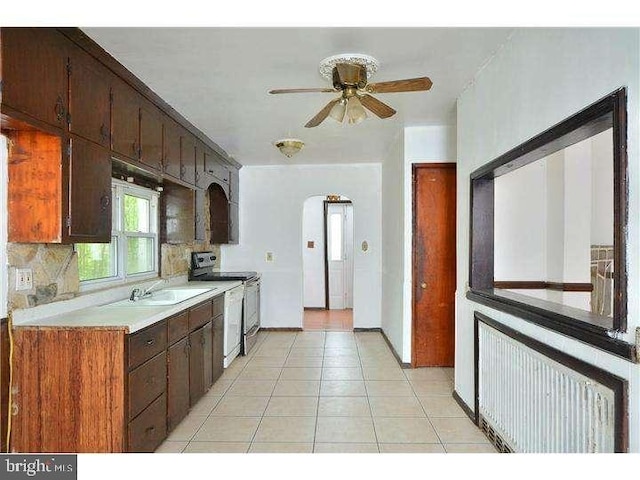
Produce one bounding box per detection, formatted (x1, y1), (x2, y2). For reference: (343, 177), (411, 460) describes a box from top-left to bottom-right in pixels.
(82, 27), (513, 166)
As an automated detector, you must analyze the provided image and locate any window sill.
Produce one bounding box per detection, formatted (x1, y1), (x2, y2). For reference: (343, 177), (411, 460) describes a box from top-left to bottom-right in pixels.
(466, 288), (636, 362)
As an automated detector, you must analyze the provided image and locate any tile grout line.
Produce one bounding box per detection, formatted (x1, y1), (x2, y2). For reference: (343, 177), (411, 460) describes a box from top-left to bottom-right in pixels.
(355, 332), (380, 453)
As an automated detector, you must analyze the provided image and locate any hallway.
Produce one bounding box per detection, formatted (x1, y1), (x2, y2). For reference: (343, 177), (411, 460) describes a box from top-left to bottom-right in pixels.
(303, 309), (353, 331)
(156, 330), (495, 453)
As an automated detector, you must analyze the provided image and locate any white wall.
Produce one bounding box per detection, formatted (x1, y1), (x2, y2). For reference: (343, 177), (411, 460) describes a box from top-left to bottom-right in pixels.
(456, 28), (640, 451)
(381, 132), (405, 357)
(494, 160), (547, 280)
(221, 164), (381, 329)
(0, 136), (7, 318)
(302, 196), (325, 308)
(401, 126), (457, 362)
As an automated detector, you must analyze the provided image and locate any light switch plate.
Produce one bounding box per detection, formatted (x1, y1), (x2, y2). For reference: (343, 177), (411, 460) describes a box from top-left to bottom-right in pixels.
(15, 268), (33, 291)
(265, 252), (274, 262)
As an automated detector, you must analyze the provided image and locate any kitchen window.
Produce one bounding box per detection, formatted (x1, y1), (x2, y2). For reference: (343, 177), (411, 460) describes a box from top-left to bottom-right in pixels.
(76, 179), (159, 289)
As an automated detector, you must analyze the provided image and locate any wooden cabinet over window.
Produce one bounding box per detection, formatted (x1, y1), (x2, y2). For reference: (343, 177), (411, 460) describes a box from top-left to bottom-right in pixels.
(67, 43), (112, 148)
(139, 99), (164, 172)
(180, 131), (197, 185)
(163, 119), (182, 180)
(111, 78), (141, 161)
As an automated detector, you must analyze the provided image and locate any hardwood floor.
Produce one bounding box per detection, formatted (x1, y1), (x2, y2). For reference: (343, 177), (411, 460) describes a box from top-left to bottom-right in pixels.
(303, 309), (353, 331)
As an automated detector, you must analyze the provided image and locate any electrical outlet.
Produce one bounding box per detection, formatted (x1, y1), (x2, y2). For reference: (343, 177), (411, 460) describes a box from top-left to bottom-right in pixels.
(265, 252), (274, 262)
(15, 268), (33, 291)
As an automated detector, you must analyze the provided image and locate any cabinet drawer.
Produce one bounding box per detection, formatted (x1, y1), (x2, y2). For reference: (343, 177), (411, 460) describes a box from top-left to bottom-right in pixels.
(167, 311), (189, 345)
(128, 351), (166, 421)
(128, 321), (167, 370)
(212, 294), (224, 318)
(127, 393), (167, 452)
(189, 300), (213, 331)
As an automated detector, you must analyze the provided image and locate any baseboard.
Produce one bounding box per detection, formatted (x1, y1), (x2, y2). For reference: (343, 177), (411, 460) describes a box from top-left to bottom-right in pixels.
(259, 327), (303, 332)
(452, 390), (477, 424)
(303, 307), (326, 311)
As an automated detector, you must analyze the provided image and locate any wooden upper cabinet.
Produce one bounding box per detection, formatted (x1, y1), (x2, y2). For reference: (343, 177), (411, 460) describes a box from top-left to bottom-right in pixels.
(195, 141), (207, 188)
(67, 43), (112, 147)
(205, 152), (229, 185)
(139, 99), (164, 172)
(111, 79), (140, 161)
(1, 28), (69, 128)
(67, 135), (112, 242)
(180, 132), (196, 185)
(163, 119), (182, 180)
(208, 183), (230, 244)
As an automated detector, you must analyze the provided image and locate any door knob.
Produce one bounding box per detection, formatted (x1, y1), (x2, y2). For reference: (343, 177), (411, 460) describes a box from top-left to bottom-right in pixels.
(420, 283), (427, 289)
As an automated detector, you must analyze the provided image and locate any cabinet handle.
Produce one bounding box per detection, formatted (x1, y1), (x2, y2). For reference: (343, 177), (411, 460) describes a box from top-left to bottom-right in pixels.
(145, 426), (155, 433)
(180, 165), (186, 177)
(54, 96), (65, 123)
(100, 195), (111, 212)
(195, 171), (201, 183)
(132, 141), (139, 158)
(158, 161), (164, 171)
(146, 339), (155, 346)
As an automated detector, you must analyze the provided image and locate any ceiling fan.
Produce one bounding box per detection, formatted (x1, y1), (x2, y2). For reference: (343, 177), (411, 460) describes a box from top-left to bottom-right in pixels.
(269, 54), (433, 128)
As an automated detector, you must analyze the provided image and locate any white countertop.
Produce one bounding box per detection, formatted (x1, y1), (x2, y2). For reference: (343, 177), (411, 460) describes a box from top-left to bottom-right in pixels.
(13, 281), (243, 334)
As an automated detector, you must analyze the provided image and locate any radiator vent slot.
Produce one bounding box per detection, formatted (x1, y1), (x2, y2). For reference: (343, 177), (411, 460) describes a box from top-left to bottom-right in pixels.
(475, 312), (626, 453)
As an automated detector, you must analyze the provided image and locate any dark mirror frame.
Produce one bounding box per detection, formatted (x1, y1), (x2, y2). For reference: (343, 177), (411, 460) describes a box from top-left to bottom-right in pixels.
(467, 87), (632, 361)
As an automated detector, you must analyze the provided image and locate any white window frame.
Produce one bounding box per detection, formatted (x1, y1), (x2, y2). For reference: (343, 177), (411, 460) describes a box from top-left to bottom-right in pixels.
(79, 179), (160, 291)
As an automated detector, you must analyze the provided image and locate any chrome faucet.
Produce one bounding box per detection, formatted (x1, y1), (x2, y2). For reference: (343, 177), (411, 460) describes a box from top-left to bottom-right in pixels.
(129, 279), (167, 302)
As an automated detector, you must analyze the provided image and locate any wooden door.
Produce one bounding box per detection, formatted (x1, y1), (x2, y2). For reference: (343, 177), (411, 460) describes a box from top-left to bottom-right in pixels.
(212, 315), (224, 384)
(139, 99), (164, 172)
(1, 28), (68, 128)
(167, 337), (190, 432)
(111, 79), (140, 160)
(67, 135), (112, 243)
(412, 163), (457, 367)
(188, 326), (205, 406)
(68, 43), (112, 147)
(163, 119), (182, 179)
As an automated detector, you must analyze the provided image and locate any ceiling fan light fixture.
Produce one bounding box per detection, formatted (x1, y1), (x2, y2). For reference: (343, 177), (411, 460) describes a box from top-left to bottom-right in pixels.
(274, 138), (305, 158)
(346, 96), (367, 125)
(329, 98), (346, 122)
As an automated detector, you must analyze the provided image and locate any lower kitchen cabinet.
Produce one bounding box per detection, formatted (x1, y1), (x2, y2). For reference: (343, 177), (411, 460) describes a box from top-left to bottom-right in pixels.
(10, 293), (226, 453)
(167, 336), (190, 432)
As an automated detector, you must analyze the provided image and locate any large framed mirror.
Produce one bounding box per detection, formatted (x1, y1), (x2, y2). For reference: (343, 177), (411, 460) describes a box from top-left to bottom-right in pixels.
(468, 88), (628, 353)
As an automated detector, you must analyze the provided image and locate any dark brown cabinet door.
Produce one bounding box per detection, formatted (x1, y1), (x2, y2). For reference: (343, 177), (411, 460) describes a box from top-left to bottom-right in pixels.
(163, 119), (182, 179)
(1, 28), (68, 128)
(111, 79), (140, 160)
(188, 326), (205, 406)
(68, 43), (111, 147)
(139, 99), (164, 172)
(180, 132), (196, 185)
(203, 321), (213, 391)
(229, 202), (239, 244)
(205, 152), (229, 185)
(167, 337), (190, 432)
(212, 315), (224, 384)
(195, 141), (207, 188)
(67, 136), (112, 242)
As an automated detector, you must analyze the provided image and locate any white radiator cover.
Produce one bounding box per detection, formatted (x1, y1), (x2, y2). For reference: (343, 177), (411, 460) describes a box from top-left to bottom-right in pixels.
(478, 322), (616, 453)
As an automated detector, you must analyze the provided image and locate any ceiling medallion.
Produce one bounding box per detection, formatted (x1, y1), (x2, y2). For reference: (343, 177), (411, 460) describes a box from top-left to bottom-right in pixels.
(318, 53), (379, 81)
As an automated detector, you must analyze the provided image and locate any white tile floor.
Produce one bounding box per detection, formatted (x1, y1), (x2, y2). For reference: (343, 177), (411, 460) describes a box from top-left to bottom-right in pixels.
(156, 330), (497, 453)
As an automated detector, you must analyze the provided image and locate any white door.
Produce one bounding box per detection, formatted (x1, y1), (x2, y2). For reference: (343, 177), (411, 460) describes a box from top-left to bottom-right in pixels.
(327, 203), (353, 310)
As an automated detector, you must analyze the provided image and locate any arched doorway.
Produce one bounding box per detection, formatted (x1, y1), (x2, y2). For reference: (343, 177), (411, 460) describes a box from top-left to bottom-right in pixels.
(302, 194), (354, 331)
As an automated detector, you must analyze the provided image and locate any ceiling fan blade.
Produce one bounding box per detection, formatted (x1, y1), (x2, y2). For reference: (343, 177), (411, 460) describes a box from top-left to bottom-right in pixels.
(305, 98), (341, 128)
(366, 77), (433, 94)
(269, 88), (336, 94)
(359, 94), (397, 119)
(334, 63), (367, 87)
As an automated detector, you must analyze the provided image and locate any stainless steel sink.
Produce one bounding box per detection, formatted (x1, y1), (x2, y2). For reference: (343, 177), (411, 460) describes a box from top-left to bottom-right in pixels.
(107, 287), (215, 307)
